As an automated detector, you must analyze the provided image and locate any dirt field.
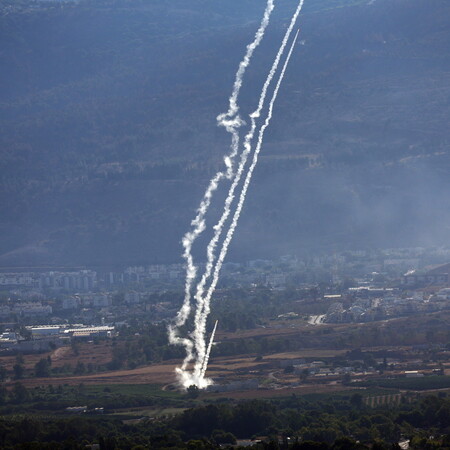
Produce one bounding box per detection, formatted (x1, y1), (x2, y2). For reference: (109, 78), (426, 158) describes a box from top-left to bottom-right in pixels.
(216, 323), (307, 341)
(7, 361), (179, 388)
(6, 347), (348, 390)
(8, 313), (446, 391)
(0, 341), (114, 371)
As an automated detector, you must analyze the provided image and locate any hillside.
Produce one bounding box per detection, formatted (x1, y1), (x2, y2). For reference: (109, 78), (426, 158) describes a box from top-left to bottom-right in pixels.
(1, 0), (450, 266)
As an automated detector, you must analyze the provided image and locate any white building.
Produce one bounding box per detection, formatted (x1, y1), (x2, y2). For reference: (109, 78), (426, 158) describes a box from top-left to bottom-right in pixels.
(92, 294), (112, 308)
(125, 292), (141, 304)
(29, 325), (63, 339)
(13, 302), (52, 317)
(0, 273), (36, 287)
(64, 326), (115, 339)
(405, 370), (424, 378)
(62, 297), (79, 310)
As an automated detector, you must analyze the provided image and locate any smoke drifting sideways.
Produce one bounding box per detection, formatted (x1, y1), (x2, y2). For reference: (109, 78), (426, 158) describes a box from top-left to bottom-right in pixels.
(168, 0), (305, 390)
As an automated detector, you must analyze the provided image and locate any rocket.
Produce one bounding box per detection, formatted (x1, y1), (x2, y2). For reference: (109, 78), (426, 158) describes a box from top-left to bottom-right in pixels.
(200, 320), (218, 378)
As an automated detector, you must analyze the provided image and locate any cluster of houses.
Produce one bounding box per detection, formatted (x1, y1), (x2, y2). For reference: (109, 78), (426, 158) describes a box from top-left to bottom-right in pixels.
(0, 270), (97, 291)
(401, 262), (450, 287)
(0, 302), (52, 320)
(323, 284), (450, 324)
(0, 251), (448, 332)
(62, 294), (112, 310)
(0, 248), (448, 295)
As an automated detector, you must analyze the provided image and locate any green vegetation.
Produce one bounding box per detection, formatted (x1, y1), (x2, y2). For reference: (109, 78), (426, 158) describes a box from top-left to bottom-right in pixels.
(0, 391), (449, 448)
(0, 383), (185, 414)
(355, 375), (450, 391)
(106, 322), (185, 370)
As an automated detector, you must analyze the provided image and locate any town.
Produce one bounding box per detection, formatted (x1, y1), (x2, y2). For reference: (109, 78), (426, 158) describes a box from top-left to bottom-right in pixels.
(0, 246), (448, 390)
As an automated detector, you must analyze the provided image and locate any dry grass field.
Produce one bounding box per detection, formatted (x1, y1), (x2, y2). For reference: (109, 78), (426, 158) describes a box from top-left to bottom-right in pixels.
(0, 341), (114, 371)
(10, 362), (179, 388)
(4, 348), (346, 390)
(4, 311), (448, 395)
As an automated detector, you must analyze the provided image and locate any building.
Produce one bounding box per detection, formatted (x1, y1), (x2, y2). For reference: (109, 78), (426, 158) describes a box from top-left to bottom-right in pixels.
(63, 326), (115, 339)
(62, 297), (79, 310)
(13, 302), (52, 318)
(402, 263), (450, 287)
(0, 273), (37, 288)
(125, 292), (141, 304)
(92, 294), (112, 308)
(0, 331), (20, 348)
(405, 370), (424, 378)
(76, 294), (112, 308)
(40, 270), (97, 291)
(29, 325), (63, 339)
(27, 324), (115, 340)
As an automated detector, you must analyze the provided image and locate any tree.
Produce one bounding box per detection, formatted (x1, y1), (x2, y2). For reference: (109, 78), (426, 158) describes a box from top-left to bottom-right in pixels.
(74, 361), (86, 375)
(187, 439), (210, 450)
(300, 368), (309, 382)
(12, 382), (29, 403)
(13, 363), (24, 380)
(0, 385), (7, 405)
(332, 437), (364, 449)
(284, 365), (295, 374)
(99, 436), (117, 450)
(212, 429), (237, 445)
(350, 393), (363, 409)
(292, 442), (329, 450)
(437, 403), (450, 427)
(71, 341), (80, 356)
(186, 384), (199, 399)
(342, 373), (351, 385)
(0, 365), (7, 382)
(34, 358), (51, 378)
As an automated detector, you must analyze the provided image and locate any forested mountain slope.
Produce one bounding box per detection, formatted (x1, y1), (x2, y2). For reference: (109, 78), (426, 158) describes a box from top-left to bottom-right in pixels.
(1, 0), (449, 266)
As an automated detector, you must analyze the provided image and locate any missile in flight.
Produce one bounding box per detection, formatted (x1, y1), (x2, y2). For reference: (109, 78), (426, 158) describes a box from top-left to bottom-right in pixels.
(201, 319), (218, 378)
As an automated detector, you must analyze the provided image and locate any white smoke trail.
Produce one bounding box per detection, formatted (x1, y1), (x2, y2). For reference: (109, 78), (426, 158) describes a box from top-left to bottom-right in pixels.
(191, 4), (304, 384)
(218, 0), (276, 176)
(168, 0), (275, 379)
(200, 319), (218, 380)
(193, 30), (301, 384)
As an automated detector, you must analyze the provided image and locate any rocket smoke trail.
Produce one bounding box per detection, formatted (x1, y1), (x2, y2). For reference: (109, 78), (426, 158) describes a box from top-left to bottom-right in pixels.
(168, 0), (275, 377)
(191, 3), (305, 384)
(200, 320), (218, 379)
(217, 0), (275, 173)
(208, 30), (302, 306)
(193, 30), (301, 383)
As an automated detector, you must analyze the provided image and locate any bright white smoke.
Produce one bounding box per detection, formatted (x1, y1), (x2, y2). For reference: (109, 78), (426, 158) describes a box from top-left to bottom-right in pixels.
(200, 319), (218, 379)
(168, 0), (275, 374)
(204, 29), (301, 321)
(191, 5), (305, 385)
(170, 0), (305, 390)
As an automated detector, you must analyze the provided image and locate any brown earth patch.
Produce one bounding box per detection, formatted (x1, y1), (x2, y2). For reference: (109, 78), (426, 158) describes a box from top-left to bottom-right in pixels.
(7, 362), (179, 388)
(0, 341), (114, 372)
